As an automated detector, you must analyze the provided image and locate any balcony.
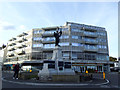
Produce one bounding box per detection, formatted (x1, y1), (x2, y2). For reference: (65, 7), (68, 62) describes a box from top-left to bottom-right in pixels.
(8, 41), (14, 46)
(16, 49), (25, 55)
(17, 37), (23, 42)
(7, 51), (13, 55)
(8, 53), (14, 57)
(22, 38), (27, 41)
(16, 43), (23, 48)
(8, 47), (15, 51)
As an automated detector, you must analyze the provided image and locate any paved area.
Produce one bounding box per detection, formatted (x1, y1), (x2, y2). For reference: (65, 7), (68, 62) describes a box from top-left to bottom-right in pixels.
(2, 71), (111, 88)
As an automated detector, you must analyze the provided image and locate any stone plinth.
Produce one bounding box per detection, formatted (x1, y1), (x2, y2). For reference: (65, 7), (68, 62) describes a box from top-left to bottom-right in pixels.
(52, 46), (62, 70)
(52, 46), (62, 61)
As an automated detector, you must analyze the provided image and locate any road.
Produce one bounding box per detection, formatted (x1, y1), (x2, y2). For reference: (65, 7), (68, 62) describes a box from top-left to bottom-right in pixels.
(1, 71), (120, 88)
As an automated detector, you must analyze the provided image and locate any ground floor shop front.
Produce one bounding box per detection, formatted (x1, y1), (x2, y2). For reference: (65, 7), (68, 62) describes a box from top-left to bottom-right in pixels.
(72, 63), (110, 73)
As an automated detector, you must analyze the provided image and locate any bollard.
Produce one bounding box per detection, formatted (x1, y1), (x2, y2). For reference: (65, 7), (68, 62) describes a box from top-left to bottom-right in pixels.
(103, 72), (105, 80)
(86, 70), (88, 74)
(29, 70), (32, 72)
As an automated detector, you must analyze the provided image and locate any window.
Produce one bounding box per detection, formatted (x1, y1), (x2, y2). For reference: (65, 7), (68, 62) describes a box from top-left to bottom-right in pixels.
(97, 45), (107, 49)
(97, 32), (106, 36)
(44, 44), (55, 48)
(62, 28), (68, 31)
(59, 42), (69, 46)
(48, 63), (55, 69)
(97, 38), (106, 42)
(64, 62), (71, 68)
(58, 61), (64, 67)
(72, 36), (78, 39)
(33, 44), (43, 47)
(63, 53), (69, 57)
(33, 37), (42, 41)
(44, 30), (56, 34)
(84, 38), (97, 43)
(84, 45), (97, 49)
(44, 37), (55, 41)
(84, 31), (97, 36)
(97, 54), (109, 60)
(72, 53), (77, 58)
(60, 35), (69, 39)
(34, 30), (42, 34)
(71, 28), (82, 32)
(72, 43), (83, 46)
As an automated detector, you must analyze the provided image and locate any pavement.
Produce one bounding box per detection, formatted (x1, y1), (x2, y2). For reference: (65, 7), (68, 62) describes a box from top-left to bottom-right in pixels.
(2, 71), (111, 88)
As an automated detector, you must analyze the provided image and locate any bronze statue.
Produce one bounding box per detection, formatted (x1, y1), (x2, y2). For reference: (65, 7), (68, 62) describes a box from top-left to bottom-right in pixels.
(54, 27), (62, 46)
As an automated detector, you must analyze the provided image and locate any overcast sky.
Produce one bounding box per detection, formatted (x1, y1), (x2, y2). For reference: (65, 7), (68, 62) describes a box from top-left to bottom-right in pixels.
(0, 2), (118, 58)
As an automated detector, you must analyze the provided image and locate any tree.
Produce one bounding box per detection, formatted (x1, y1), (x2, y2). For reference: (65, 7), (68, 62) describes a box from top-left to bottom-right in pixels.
(109, 56), (117, 62)
(2, 44), (6, 49)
